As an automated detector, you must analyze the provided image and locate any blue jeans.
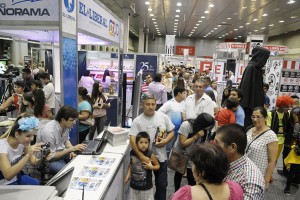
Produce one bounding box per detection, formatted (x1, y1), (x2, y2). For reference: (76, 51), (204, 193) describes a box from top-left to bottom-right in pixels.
(154, 161), (168, 200)
(9, 174), (39, 185)
(48, 159), (67, 175)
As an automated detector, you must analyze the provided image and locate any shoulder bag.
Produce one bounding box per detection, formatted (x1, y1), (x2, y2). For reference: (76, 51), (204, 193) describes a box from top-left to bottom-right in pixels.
(246, 129), (269, 153)
(168, 147), (189, 175)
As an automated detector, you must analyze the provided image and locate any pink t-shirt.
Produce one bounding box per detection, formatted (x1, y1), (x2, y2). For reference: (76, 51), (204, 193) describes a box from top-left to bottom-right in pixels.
(170, 180), (244, 200)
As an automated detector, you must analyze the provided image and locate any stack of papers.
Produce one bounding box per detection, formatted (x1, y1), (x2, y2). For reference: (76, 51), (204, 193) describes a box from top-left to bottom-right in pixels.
(107, 127), (129, 146)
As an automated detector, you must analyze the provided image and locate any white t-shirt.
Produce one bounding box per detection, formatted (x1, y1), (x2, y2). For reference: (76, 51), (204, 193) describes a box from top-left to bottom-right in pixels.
(0, 139), (24, 185)
(43, 82), (55, 109)
(130, 112), (175, 162)
(79, 76), (95, 94)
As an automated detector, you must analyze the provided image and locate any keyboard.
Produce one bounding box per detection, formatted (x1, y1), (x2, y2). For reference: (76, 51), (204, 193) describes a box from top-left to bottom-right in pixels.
(78, 138), (106, 155)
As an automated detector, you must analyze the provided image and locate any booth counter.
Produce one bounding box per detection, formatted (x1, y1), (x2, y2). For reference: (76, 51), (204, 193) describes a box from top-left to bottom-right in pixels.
(56, 131), (130, 200)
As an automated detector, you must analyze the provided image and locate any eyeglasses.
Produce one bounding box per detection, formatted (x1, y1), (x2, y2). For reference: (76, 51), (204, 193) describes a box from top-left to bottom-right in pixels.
(68, 118), (77, 123)
(251, 116), (264, 120)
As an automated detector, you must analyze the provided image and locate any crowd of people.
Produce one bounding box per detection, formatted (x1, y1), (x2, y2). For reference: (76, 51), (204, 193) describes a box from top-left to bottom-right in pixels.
(0, 48), (300, 200)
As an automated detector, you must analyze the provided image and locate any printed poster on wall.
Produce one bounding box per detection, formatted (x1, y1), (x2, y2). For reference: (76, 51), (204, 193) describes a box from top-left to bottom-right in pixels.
(264, 59), (283, 110)
(62, 0), (77, 35)
(279, 70), (300, 98)
(135, 54), (158, 79)
(0, 0), (59, 21)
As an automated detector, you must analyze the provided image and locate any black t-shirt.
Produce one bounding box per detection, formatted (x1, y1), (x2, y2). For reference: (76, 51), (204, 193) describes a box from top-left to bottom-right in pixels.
(130, 150), (153, 190)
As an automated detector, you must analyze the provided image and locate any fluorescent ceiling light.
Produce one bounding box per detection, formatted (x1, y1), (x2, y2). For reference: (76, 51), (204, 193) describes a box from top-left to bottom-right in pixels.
(234, 29), (238, 31)
(214, 28), (217, 30)
(209, 4), (214, 7)
(262, 13), (268, 16)
(175, 19), (179, 21)
(174, 23), (178, 25)
(287, 0), (296, 4)
(177, 2), (182, 6)
(194, 27), (197, 28)
(253, 19), (258, 21)
(175, 15), (179, 17)
(246, 22), (250, 25)
(238, 36), (242, 37)
(219, 37), (222, 38)
(196, 24), (199, 26)
(218, 25), (221, 27)
(227, 18), (232, 20)
(201, 16), (205, 18)
(153, 22), (157, 24)
(176, 9), (180, 12)
(261, 27), (265, 29)
(291, 16), (297, 18)
(152, 18), (156, 20)
(254, 30), (258, 32)
(239, 26), (244, 28)
(150, 14), (154, 17)
(148, 8), (152, 11)
(279, 20), (285, 23)
(204, 10), (209, 14)
(269, 24), (274, 26)
(198, 20), (202, 22)
(145, 1), (150, 5)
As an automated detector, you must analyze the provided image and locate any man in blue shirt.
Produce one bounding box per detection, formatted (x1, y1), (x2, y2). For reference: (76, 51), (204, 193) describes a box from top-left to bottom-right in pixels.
(229, 88), (245, 127)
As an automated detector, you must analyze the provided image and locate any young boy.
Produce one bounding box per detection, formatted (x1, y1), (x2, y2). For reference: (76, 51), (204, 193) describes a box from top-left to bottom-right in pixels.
(125, 132), (160, 200)
(215, 97), (240, 127)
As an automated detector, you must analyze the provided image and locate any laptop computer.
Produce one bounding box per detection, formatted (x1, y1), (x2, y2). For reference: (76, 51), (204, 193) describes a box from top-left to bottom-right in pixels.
(45, 167), (74, 197)
(78, 123), (110, 155)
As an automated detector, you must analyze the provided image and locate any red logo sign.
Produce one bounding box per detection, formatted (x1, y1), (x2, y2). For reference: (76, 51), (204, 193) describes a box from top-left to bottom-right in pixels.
(175, 46), (195, 56)
(200, 61), (212, 72)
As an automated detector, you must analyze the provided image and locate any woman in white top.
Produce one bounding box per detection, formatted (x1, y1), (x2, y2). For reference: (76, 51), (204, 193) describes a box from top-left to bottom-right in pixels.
(0, 114), (48, 185)
(246, 106), (278, 190)
(102, 69), (111, 93)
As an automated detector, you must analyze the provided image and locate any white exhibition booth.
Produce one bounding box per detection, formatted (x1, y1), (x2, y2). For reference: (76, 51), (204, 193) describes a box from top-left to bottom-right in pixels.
(0, 1), (130, 200)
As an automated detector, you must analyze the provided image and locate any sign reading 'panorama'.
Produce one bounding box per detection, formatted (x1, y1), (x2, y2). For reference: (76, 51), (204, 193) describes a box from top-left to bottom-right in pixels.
(0, 0), (59, 21)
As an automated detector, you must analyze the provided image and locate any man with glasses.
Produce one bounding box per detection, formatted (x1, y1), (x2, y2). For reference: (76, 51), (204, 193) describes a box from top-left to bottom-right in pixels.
(36, 106), (86, 175)
(130, 93), (174, 200)
(184, 79), (214, 120)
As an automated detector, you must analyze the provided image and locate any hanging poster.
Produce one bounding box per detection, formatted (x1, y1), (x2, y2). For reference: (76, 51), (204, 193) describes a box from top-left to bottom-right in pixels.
(264, 59), (283, 110)
(279, 59), (300, 99)
(135, 54), (158, 78)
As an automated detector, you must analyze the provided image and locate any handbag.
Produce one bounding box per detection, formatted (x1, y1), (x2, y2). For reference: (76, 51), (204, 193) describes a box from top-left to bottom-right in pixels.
(168, 148), (189, 175)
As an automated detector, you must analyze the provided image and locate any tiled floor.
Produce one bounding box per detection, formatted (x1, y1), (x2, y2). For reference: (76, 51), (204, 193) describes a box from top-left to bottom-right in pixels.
(166, 155), (299, 200)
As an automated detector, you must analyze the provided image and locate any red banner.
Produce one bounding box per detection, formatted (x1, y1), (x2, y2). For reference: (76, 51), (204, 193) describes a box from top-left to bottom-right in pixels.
(176, 46), (195, 56)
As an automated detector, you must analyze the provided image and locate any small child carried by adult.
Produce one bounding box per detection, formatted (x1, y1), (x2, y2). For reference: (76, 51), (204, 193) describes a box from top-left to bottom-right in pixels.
(124, 132), (160, 200)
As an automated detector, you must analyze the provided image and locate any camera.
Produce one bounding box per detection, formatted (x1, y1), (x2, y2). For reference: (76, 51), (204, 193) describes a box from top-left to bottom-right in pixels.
(41, 142), (51, 156)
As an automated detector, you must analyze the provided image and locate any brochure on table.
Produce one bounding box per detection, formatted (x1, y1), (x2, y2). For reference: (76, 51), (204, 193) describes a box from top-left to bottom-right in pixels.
(62, 152), (123, 200)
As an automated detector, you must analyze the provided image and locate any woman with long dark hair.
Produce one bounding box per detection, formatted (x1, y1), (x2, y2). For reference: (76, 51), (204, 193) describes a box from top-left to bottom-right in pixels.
(102, 69), (111, 93)
(32, 89), (52, 119)
(89, 82), (110, 140)
(78, 87), (92, 143)
(173, 113), (215, 192)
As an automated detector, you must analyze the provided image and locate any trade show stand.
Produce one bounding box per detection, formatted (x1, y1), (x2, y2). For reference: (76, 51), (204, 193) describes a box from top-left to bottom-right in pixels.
(56, 130), (130, 200)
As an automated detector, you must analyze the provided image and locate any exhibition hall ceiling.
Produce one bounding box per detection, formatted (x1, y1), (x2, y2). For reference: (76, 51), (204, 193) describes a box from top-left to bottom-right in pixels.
(98, 0), (300, 40)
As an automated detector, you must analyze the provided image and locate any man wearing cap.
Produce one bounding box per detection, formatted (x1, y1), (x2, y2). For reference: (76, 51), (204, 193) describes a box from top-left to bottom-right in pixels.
(130, 93), (175, 200)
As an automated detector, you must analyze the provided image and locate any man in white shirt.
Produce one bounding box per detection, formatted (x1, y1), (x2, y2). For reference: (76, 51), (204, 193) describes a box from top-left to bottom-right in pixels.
(158, 86), (186, 157)
(229, 71), (235, 82)
(184, 79), (214, 120)
(39, 72), (55, 114)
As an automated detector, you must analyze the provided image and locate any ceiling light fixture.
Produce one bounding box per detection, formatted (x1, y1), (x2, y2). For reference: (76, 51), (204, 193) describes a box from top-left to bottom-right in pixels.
(242, 6), (247, 9)
(222, 21), (226, 23)
(218, 25), (221, 27)
(153, 22), (157, 24)
(262, 13), (268, 16)
(175, 15), (179, 17)
(291, 16), (297, 18)
(174, 23), (178, 25)
(148, 8), (152, 11)
(177, 2), (182, 6)
(175, 19), (179, 21)
(176, 9), (180, 12)
(269, 24), (274, 26)
(254, 30), (258, 32)
(246, 22), (250, 25)
(234, 29), (238, 31)
(198, 20), (203, 22)
(194, 27), (197, 28)
(238, 36), (242, 38)
(201, 16), (205, 18)
(209, 4), (214, 7)
(219, 37), (222, 38)
(214, 28), (217, 30)
(196, 24), (199, 26)
(227, 17), (232, 20)
(253, 19), (258, 21)
(239, 26), (244, 28)
(145, 1), (150, 5)
(279, 20), (285, 23)
(234, 37), (237, 39)
(152, 18), (156, 20)
(204, 10), (209, 14)
(287, 0), (296, 4)
(261, 27), (265, 29)
(150, 14), (154, 17)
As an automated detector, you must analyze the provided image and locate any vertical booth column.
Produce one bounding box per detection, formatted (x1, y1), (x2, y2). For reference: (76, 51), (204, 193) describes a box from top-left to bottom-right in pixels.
(138, 27), (145, 53)
(122, 9), (130, 53)
(12, 37), (28, 66)
(60, 0), (78, 144)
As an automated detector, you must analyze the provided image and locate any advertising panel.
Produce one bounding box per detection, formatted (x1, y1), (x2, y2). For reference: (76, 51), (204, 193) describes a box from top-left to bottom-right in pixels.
(135, 54), (158, 78)
(62, 0), (76, 35)
(78, 0), (120, 44)
(176, 46), (195, 56)
(0, 0), (59, 21)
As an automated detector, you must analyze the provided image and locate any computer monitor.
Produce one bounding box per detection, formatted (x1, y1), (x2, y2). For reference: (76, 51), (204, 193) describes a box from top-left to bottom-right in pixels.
(45, 167), (74, 197)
